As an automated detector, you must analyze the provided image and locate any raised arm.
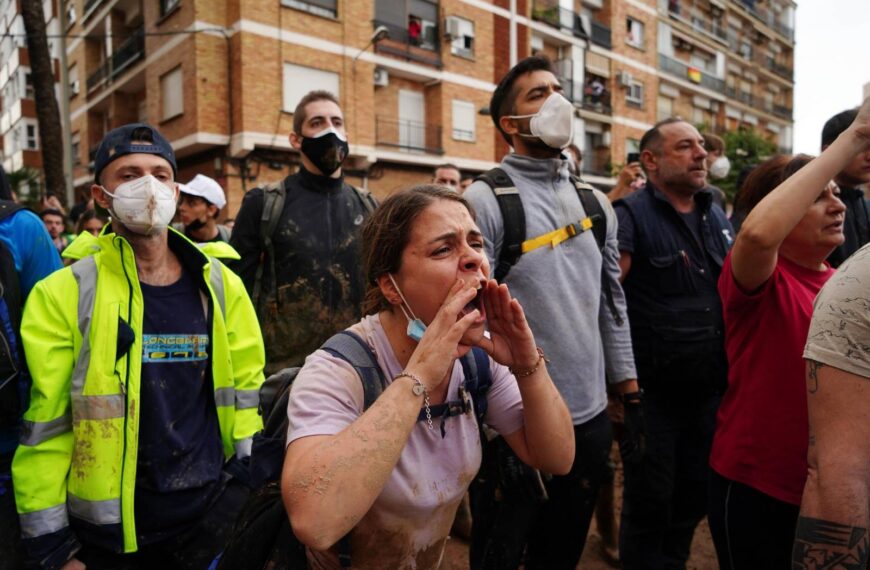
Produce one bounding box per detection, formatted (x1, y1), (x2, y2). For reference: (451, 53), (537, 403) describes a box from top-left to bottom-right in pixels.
(732, 97), (870, 291)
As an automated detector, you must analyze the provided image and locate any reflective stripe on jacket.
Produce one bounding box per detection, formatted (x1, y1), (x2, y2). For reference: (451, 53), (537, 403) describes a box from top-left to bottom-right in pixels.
(12, 228), (264, 553)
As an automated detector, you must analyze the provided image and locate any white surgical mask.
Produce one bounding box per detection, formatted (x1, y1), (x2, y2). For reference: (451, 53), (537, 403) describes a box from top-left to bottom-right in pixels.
(509, 92), (575, 149)
(708, 155), (731, 180)
(388, 274), (427, 342)
(102, 175), (177, 236)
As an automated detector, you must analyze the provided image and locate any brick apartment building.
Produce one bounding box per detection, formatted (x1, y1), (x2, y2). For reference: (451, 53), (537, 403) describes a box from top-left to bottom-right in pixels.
(62, 0), (794, 215)
(0, 0), (66, 197)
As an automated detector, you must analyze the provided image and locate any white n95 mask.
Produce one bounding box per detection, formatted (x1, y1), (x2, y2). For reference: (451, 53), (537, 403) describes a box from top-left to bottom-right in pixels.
(708, 156), (731, 180)
(102, 175), (177, 236)
(509, 92), (575, 149)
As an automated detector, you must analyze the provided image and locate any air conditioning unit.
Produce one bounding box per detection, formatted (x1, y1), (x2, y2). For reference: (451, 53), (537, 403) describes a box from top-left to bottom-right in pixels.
(444, 16), (462, 40)
(373, 68), (389, 87)
(70, 80), (80, 95)
(618, 71), (633, 87)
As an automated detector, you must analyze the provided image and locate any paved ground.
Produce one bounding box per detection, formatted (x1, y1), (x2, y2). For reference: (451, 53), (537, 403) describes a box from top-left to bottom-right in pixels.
(442, 443), (719, 569)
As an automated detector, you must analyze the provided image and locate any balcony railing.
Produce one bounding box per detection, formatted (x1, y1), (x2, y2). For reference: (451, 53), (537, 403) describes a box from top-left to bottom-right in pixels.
(737, 0), (794, 41)
(659, 54), (724, 92)
(372, 20), (441, 67)
(375, 117), (443, 155)
(764, 56), (793, 80)
(86, 28), (145, 92)
(83, 0), (103, 20)
(772, 104), (793, 120)
(531, 1), (588, 39)
(591, 21), (611, 49)
(560, 76), (613, 115)
(725, 85), (757, 107)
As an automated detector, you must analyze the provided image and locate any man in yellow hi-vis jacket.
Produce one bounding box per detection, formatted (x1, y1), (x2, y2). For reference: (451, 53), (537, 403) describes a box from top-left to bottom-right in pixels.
(12, 124), (265, 570)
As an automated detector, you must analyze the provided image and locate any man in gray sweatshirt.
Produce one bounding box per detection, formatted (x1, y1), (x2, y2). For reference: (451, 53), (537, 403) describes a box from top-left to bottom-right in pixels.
(465, 55), (640, 569)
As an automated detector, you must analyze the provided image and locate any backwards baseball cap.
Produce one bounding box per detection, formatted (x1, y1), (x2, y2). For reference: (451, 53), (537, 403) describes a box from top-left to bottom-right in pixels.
(179, 174), (227, 209)
(93, 123), (177, 183)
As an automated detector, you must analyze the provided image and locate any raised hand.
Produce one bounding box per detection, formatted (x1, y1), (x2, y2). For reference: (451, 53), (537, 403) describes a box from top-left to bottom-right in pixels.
(849, 96), (870, 147)
(403, 280), (482, 390)
(476, 279), (540, 371)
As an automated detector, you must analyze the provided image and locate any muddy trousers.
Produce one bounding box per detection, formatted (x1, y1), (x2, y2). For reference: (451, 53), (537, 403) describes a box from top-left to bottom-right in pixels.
(524, 409), (614, 570)
(619, 391), (719, 570)
(76, 477), (249, 570)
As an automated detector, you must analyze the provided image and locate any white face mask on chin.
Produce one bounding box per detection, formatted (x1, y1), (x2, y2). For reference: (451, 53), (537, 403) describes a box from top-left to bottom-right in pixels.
(102, 174), (177, 236)
(508, 92), (575, 149)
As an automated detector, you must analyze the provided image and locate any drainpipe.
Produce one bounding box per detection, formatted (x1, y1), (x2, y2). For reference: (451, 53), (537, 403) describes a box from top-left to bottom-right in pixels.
(510, 0), (517, 67)
(58, 0), (74, 206)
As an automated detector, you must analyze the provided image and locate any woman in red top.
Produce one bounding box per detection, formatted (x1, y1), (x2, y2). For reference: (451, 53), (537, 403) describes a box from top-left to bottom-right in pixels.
(708, 98), (870, 570)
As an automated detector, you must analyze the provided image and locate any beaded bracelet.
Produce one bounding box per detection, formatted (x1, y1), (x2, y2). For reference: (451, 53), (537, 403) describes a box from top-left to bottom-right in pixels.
(509, 347), (548, 378)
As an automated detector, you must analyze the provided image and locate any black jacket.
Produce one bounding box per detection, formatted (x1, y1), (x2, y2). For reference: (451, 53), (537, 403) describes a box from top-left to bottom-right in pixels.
(827, 186), (870, 268)
(230, 168), (373, 372)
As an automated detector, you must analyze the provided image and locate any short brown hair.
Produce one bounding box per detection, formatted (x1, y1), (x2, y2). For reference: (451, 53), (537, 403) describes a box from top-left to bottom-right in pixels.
(360, 185), (475, 315)
(735, 154), (812, 217)
(490, 55), (556, 146)
(292, 90), (340, 135)
(703, 133), (725, 154)
(639, 117), (686, 156)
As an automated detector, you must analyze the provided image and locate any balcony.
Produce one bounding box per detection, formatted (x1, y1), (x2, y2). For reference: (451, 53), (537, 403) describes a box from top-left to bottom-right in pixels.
(83, 0), (103, 20)
(582, 153), (611, 178)
(659, 54), (724, 92)
(725, 85), (756, 107)
(375, 117), (443, 154)
(772, 104), (792, 120)
(764, 56), (793, 80)
(560, 76), (613, 115)
(372, 20), (441, 68)
(86, 28), (145, 92)
(590, 21), (611, 49)
(737, 0), (794, 41)
(666, 4), (727, 44)
(531, 1), (588, 39)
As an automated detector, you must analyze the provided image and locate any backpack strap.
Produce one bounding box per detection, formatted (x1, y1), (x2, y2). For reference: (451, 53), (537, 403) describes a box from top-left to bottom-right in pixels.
(461, 347), (492, 426)
(476, 168), (525, 283)
(252, 181), (286, 310)
(571, 176), (624, 326)
(346, 183), (378, 214)
(321, 330), (388, 410)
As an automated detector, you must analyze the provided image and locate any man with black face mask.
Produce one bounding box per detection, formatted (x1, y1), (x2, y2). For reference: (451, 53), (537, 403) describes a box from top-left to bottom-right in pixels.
(230, 90), (377, 374)
(177, 174), (231, 243)
(465, 56), (638, 570)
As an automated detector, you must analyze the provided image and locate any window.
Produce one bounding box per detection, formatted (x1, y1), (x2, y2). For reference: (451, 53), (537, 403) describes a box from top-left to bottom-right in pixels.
(627, 80), (644, 107)
(160, 66), (184, 121)
(282, 0), (337, 19)
(739, 40), (752, 60)
(25, 123), (38, 150)
(448, 17), (474, 58)
(69, 65), (79, 97)
(451, 99), (476, 142)
(375, 0), (438, 51)
(160, 0), (180, 16)
(657, 95), (673, 120)
(690, 52), (714, 73)
(71, 132), (81, 166)
(282, 63), (340, 113)
(626, 18), (644, 48)
(66, 2), (76, 26)
(693, 107), (712, 127)
(24, 72), (33, 99)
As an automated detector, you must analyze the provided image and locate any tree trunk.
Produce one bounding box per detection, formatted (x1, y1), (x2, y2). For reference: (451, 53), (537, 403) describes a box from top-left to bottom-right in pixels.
(21, 0), (66, 205)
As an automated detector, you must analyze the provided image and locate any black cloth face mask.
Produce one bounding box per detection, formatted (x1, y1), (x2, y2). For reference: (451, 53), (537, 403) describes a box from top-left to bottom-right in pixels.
(300, 128), (349, 176)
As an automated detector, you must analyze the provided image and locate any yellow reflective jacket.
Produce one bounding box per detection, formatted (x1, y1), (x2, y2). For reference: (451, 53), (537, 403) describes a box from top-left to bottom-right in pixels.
(13, 228), (265, 553)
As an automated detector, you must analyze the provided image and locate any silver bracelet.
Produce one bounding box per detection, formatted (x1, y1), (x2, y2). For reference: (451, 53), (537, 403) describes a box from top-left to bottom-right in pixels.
(395, 372), (433, 430)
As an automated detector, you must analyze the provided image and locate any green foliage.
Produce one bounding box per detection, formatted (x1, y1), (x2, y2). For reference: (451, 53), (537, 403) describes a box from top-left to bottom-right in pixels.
(7, 167), (42, 208)
(718, 126), (778, 203)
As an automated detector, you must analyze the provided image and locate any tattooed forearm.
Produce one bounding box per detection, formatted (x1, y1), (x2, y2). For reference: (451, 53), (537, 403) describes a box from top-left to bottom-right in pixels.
(807, 360), (825, 394)
(792, 516), (869, 570)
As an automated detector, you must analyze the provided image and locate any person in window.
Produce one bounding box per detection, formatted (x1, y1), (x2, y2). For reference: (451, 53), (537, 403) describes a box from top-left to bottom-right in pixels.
(282, 185), (574, 570)
(408, 15), (422, 46)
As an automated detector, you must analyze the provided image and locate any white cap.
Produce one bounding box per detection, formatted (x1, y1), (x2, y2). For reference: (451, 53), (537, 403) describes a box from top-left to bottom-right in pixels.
(179, 174), (226, 209)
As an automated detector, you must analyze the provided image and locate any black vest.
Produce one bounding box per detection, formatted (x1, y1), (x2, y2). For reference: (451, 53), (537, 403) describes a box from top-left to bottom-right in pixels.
(615, 185), (732, 392)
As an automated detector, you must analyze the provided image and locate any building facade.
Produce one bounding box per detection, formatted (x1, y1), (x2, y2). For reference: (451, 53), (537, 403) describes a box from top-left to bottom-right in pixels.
(64, 0), (795, 214)
(0, 0), (66, 196)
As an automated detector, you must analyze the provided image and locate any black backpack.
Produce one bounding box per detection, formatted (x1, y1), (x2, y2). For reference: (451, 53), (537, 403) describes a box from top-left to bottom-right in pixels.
(475, 168), (623, 325)
(218, 330), (493, 569)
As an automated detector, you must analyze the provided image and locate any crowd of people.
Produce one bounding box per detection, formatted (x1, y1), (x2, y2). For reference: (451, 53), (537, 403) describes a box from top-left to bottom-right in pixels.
(0, 55), (868, 570)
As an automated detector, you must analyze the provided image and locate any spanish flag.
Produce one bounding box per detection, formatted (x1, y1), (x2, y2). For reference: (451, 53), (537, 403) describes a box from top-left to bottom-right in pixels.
(688, 66), (702, 84)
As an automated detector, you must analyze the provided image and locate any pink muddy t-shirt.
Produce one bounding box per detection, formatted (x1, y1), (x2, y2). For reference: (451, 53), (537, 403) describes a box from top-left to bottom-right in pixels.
(286, 314), (525, 570)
